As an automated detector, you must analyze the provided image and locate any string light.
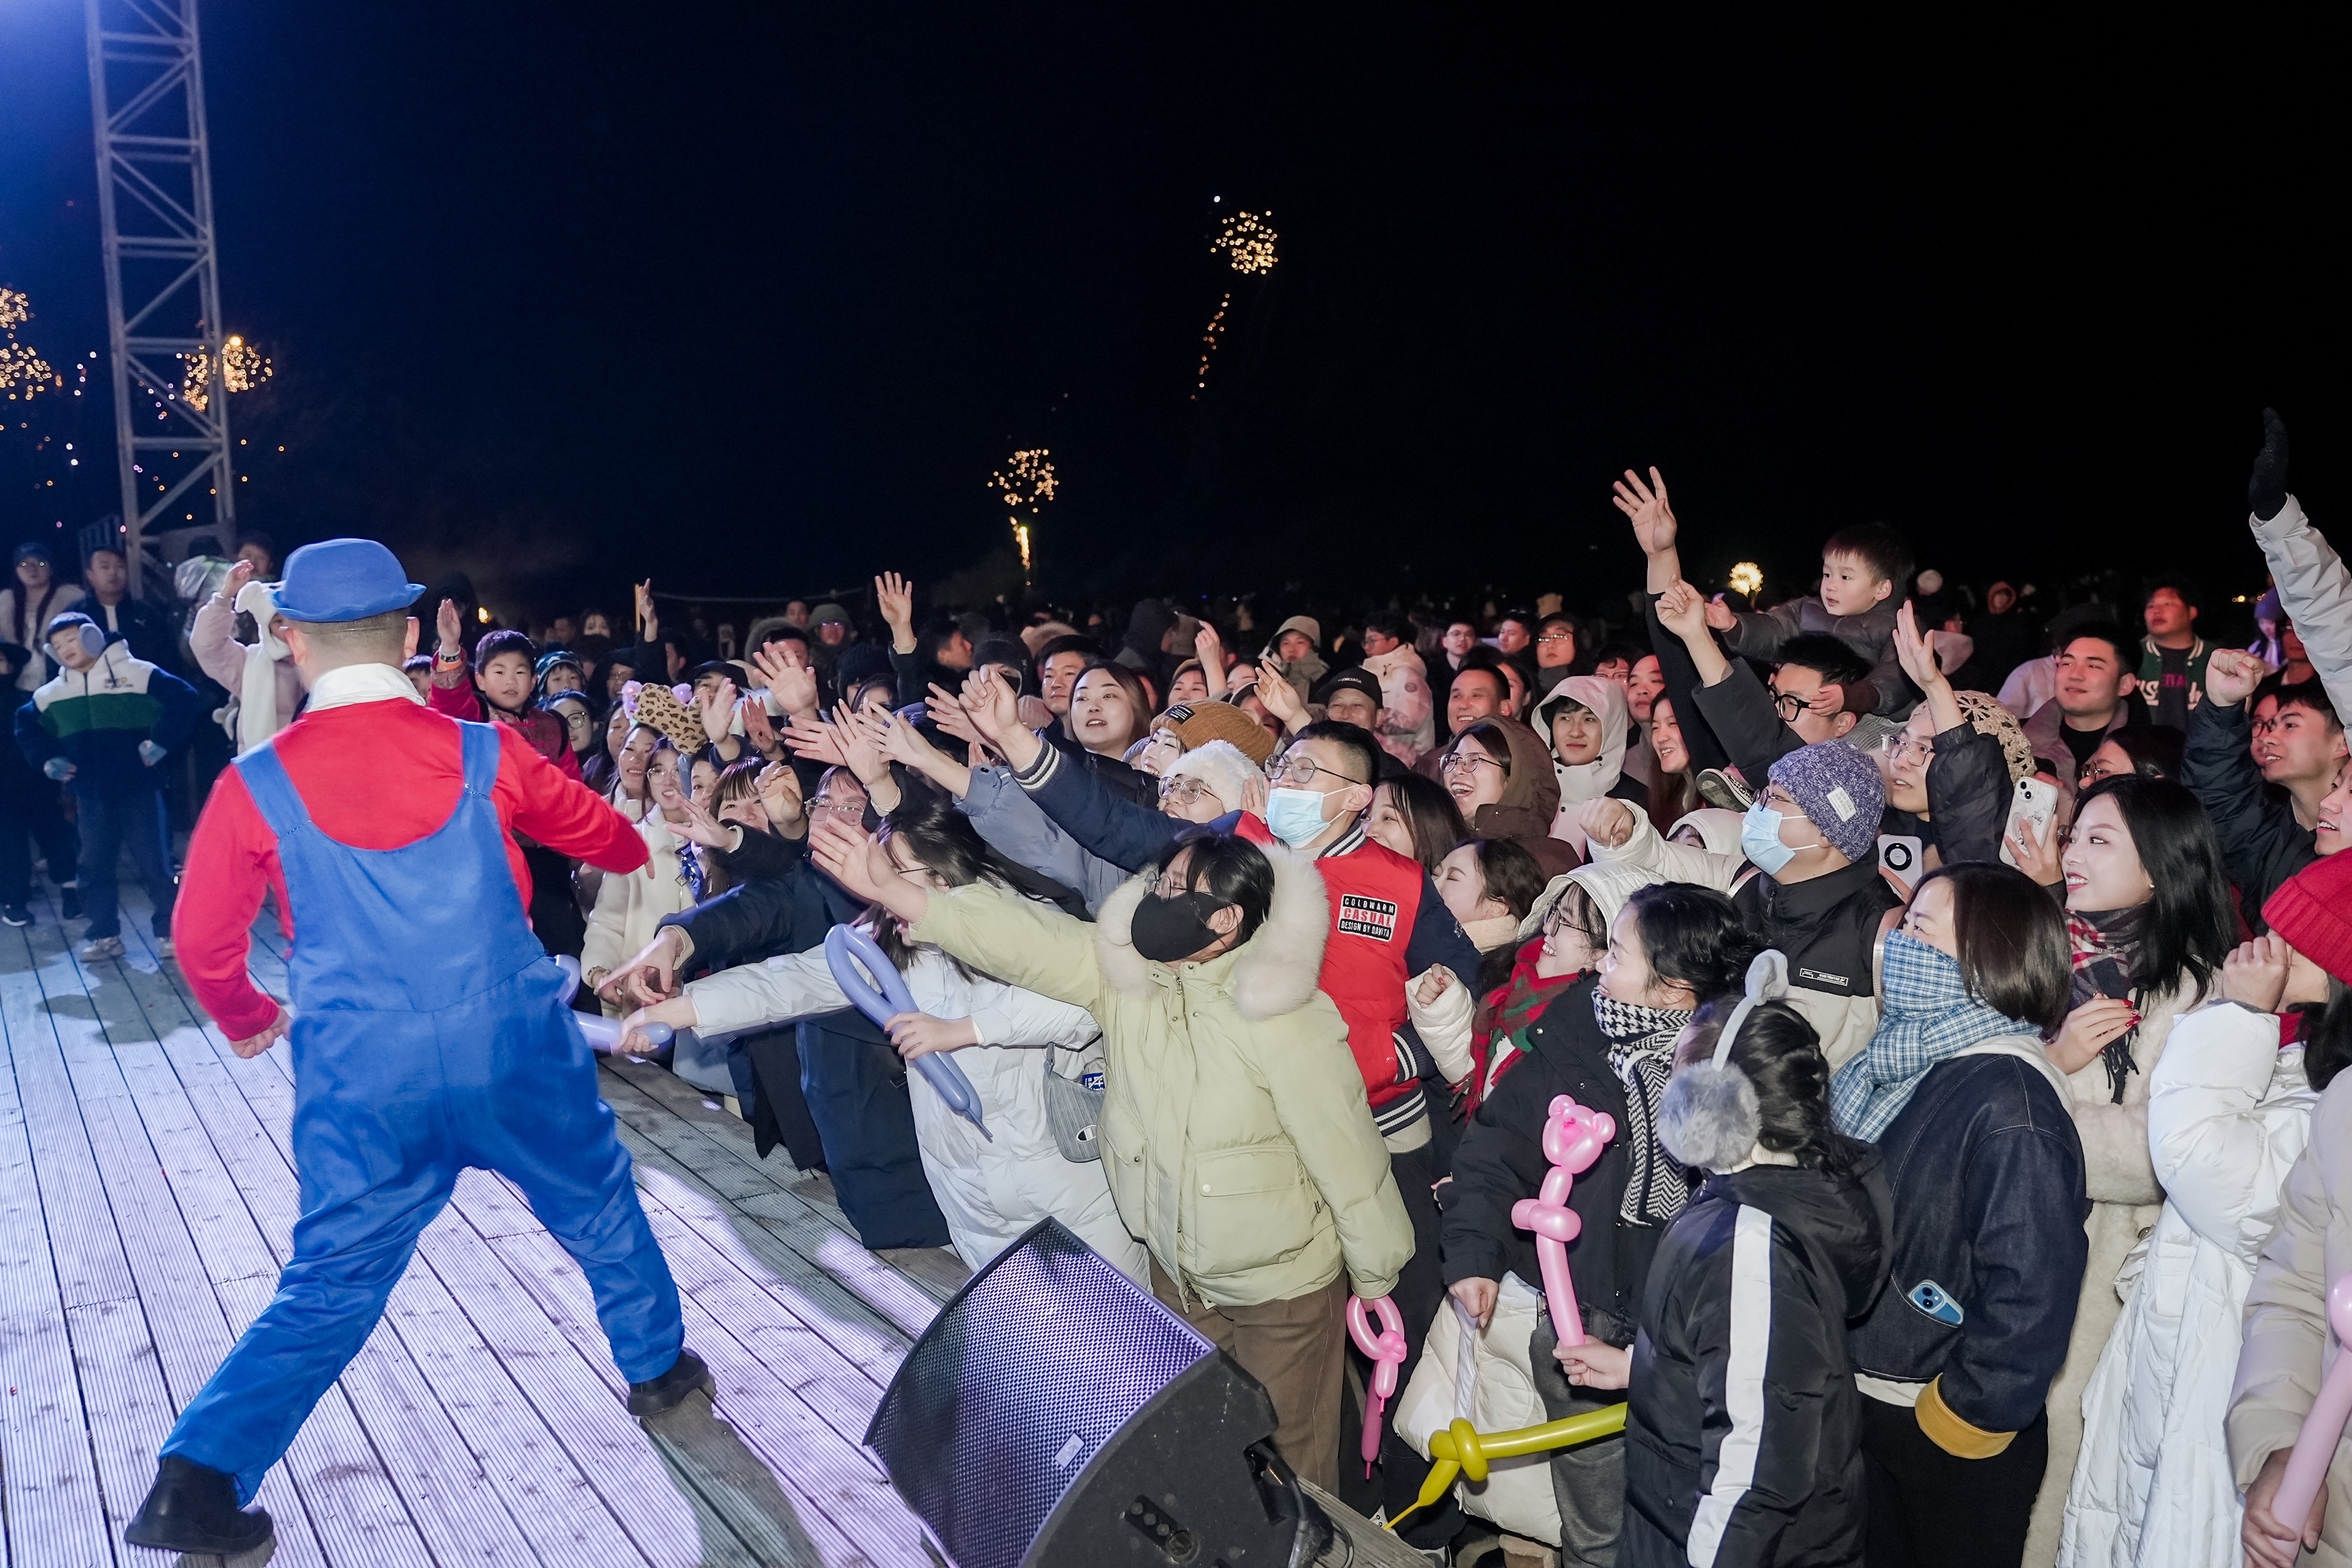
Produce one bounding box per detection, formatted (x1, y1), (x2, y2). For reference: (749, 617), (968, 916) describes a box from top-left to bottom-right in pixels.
(1, 287), (62, 403)
(1728, 562), (1764, 597)
(989, 448), (1057, 577)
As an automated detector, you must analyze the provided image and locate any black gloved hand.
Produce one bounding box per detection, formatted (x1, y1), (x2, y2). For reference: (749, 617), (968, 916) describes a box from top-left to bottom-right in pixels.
(2250, 407), (2290, 522)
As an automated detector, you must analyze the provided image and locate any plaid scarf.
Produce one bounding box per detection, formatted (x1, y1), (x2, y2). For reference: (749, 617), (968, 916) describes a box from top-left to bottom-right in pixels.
(1832, 930), (2031, 1140)
(1593, 987), (1696, 1224)
(2068, 906), (2146, 1104)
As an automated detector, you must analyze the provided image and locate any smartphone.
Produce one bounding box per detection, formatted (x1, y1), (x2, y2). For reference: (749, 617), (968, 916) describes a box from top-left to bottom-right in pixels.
(1999, 777), (2059, 869)
(1877, 834), (1924, 899)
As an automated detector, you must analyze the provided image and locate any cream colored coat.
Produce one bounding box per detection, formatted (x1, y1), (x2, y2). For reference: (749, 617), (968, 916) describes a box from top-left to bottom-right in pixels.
(909, 844), (1414, 1310)
(2028, 982), (2198, 1567)
(2228, 1063), (2352, 1568)
(579, 808), (695, 1012)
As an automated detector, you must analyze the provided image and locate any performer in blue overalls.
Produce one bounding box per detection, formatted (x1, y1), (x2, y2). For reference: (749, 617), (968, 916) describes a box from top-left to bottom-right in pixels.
(127, 540), (707, 1555)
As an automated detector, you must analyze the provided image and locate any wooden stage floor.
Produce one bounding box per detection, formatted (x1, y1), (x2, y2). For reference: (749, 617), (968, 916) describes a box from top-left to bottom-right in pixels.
(1, 886), (969, 1567)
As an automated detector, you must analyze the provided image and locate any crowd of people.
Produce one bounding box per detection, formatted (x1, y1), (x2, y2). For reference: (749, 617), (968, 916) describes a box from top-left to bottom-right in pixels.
(11, 411), (2352, 1568)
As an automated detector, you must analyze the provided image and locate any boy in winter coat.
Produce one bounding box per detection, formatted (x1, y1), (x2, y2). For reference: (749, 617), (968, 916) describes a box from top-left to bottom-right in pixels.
(14, 611), (199, 961)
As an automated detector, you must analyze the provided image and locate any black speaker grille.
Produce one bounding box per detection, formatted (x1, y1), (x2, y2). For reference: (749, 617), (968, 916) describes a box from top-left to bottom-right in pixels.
(866, 1220), (1212, 1568)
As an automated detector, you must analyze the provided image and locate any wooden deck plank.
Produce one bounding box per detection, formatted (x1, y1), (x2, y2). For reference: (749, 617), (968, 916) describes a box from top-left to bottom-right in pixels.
(0, 932), (118, 1568)
(487, 1230), (893, 1568)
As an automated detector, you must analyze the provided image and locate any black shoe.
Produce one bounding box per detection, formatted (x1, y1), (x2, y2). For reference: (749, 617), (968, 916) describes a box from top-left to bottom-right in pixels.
(627, 1349), (714, 1418)
(1, 904), (28, 928)
(123, 1455), (273, 1555)
(60, 883), (81, 920)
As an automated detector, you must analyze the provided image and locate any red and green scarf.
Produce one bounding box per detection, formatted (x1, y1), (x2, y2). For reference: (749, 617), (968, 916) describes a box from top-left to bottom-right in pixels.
(1465, 936), (1586, 1112)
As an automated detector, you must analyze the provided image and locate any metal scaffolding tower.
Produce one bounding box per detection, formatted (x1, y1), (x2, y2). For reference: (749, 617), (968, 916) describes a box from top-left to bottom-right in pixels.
(84, 0), (234, 595)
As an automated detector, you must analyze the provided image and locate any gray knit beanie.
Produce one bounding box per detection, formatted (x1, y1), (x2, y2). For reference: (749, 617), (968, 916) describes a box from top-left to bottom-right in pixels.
(1765, 740), (1883, 863)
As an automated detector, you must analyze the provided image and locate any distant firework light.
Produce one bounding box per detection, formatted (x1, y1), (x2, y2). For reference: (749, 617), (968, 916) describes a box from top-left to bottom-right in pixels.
(1, 287), (62, 403)
(1193, 207), (1277, 400)
(989, 448), (1057, 576)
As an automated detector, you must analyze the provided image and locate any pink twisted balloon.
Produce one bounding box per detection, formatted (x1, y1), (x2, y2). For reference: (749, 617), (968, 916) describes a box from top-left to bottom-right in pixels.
(1510, 1093), (1617, 1348)
(1346, 1293), (1408, 1477)
(2271, 1274), (2352, 1540)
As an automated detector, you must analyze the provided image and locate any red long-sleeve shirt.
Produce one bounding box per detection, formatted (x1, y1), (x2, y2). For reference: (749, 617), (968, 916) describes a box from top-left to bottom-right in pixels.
(173, 697), (647, 1039)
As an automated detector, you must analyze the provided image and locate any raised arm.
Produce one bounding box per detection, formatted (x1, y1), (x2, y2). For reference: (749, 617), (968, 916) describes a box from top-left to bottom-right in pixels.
(2247, 411), (2352, 720)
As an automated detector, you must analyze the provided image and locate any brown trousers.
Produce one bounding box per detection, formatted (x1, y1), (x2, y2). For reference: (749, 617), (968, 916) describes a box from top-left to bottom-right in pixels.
(1150, 1259), (1349, 1491)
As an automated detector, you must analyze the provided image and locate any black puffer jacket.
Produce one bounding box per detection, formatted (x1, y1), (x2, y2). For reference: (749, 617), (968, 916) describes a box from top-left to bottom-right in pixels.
(1621, 1155), (1891, 1568)
(1732, 858), (1899, 1005)
(1442, 974), (1669, 1349)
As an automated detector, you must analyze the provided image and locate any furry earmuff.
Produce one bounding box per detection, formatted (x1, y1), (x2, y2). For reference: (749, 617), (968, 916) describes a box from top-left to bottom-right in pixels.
(1657, 949), (1787, 1174)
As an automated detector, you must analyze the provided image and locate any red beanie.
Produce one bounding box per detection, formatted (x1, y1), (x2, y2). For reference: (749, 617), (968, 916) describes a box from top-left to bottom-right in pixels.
(2263, 852), (2352, 985)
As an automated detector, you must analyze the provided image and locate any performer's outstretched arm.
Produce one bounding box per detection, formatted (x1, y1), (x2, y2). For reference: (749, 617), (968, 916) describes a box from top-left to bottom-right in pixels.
(493, 724), (648, 874)
(171, 771), (289, 1042)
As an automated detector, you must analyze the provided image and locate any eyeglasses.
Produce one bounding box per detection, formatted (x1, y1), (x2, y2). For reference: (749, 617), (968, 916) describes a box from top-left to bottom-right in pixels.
(1160, 777), (1220, 807)
(1883, 734), (1933, 765)
(811, 795), (863, 819)
(1269, 754), (1368, 789)
(1769, 691), (1809, 722)
(1536, 630), (1576, 645)
(1439, 750), (1504, 776)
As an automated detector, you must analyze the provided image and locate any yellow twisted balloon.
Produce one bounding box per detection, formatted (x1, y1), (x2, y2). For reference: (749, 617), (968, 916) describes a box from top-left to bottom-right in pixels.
(1385, 1405), (1628, 1532)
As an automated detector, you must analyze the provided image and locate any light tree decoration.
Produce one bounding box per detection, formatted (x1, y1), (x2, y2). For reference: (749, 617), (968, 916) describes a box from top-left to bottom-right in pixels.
(1728, 562), (1764, 598)
(989, 447), (1057, 581)
(179, 333), (273, 413)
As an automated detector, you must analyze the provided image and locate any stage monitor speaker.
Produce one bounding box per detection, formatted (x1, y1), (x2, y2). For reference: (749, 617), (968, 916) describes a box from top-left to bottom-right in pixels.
(865, 1218), (1324, 1568)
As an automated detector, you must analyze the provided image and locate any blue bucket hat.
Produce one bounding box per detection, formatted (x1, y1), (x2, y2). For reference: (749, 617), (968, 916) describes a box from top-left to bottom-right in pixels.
(275, 538), (426, 624)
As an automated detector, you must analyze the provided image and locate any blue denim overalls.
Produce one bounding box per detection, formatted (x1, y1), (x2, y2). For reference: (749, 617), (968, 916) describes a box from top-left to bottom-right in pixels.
(161, 721), (683, 1502)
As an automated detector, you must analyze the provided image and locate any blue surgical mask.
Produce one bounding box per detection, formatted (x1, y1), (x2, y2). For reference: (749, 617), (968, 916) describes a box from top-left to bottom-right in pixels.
(1265, 785), (1333, 848)
(1741, 801), (1797, 876)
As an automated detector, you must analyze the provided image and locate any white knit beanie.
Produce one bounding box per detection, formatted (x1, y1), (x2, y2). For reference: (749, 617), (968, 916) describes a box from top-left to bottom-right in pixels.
(1165, 740), (1261, 816)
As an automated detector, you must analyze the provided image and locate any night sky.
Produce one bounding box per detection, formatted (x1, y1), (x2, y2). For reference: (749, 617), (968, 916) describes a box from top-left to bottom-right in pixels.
(2, 6), (2342, 626)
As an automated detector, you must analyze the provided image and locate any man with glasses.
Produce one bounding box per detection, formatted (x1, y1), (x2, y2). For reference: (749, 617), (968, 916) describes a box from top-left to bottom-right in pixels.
(1651, 577), (1879, 797)
(2183, 646), (2350, 923)
(1531, 611), (1583, 696)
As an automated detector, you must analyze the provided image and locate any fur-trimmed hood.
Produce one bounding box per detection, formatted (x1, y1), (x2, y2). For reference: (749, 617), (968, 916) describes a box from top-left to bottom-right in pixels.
(1094, 838), (1329, 1020)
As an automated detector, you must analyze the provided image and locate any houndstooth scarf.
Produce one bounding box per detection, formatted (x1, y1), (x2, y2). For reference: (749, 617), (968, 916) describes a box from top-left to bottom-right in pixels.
(2068, 907), (2146, 1104)
(1593, 989), (1697, 1225)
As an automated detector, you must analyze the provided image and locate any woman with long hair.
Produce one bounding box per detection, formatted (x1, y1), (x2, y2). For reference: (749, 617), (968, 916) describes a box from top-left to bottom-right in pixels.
(622, 794), (1142, 1284)
(2028, 774), (2235, 1561)
(1367, 772), (1471, 875)
(1642, 693), (1704, 837)
(1434, 836), (1549, 991)
(3, 542), (84, 695)
(581, 740), (701, 1008)
(1837, 863), (2084, 1568)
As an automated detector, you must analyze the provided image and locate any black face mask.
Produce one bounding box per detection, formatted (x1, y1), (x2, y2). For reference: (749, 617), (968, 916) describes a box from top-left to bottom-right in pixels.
(1130, 889), (1230, 963)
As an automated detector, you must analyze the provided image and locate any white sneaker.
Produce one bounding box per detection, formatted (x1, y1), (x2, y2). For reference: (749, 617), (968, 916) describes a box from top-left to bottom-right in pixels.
(78, 935), (126, 962)
(155, 937), (176, 960)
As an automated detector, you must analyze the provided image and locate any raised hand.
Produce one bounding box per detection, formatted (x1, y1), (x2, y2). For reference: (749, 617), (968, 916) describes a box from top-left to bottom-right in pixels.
(2250, 407), (2292, 523)
(1612, 467), (1678, 557)
(832, 701), (889, 786)
(1194, 624), (1228, 697)
(926, 681), (984, 745)
(960, 666), (1023, 744)
(877, 706), (943, 769)
(810, 816), (886, 902)
(781, 714), (847, 767)
(740, 693), (779, 755)
(2218, 933), (2294, 1013)
(671, 797), (736, 849)
(2005, 812), (2063, 887)
(221, 557), (256, 601)
(699, 678), (738, 746)
(755, 761), (804, 834)
(1579, 796), (1638, 849)
(436, 596), (464, 653)
(2205, 647), (2269, 709)
(1256, 669), (1304, 726)
(1892, 602), (1946, 692)
(1656, 580), (1710, 641)
(1702, 596), (1738, 632)
(634, 579), (658, 638)
(2048, 996), (2140, 1077)
(875, 572), (916, 648)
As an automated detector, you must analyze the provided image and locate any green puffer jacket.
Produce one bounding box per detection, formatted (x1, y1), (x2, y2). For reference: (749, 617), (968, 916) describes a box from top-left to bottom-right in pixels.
(910, 842), (1414, 1310)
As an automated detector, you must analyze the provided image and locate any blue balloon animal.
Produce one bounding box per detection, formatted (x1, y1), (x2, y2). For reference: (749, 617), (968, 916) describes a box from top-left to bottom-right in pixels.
(554, 954), (675, 1053)
(823, 924), (991, 1139)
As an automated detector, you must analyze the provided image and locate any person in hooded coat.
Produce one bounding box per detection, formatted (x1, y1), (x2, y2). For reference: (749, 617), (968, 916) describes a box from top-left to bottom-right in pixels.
(1538, 675), (1649, 842)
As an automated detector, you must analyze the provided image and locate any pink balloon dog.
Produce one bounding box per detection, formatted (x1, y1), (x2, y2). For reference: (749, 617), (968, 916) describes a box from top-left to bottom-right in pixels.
(1510, 1094), (1618, 1348)
(2270, 1273), (2352, 1540)
(1346, 1293), (1408, 1477)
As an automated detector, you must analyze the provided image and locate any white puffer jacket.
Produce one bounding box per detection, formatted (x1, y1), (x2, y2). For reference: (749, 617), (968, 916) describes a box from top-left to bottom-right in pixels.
(688, 939), (1147, 1285)
(579, 809), (695, 1011)
(2059, 1003), (2315, 1568)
